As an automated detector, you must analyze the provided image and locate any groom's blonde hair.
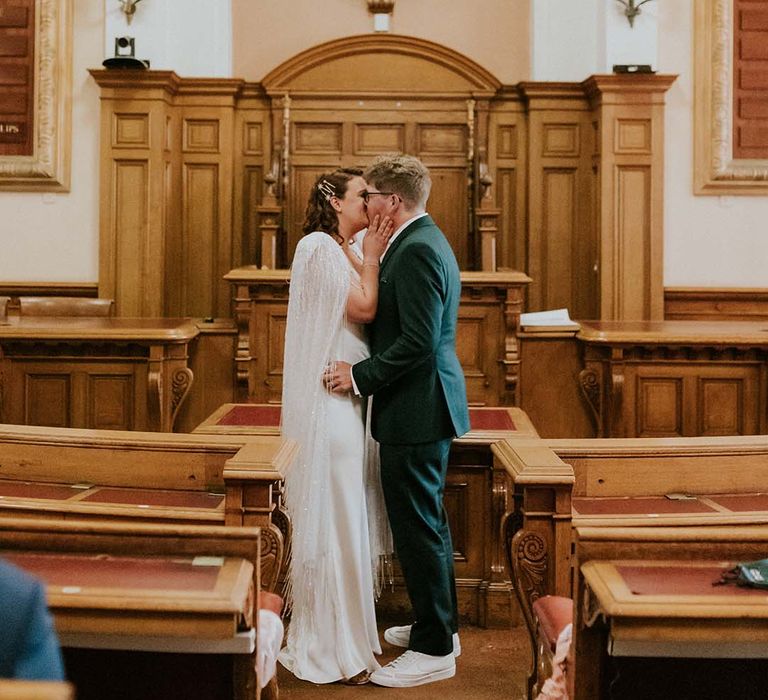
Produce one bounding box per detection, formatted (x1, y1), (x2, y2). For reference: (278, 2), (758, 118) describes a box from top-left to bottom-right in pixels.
(364, 154), (431, 210)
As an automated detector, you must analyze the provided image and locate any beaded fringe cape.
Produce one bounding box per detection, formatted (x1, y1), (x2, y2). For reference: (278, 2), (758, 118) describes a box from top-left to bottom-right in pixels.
(281, 231), (392, 620)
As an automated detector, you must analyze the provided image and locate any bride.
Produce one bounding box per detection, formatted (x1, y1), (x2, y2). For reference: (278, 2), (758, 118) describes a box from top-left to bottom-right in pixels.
(279, 168), (394, 684)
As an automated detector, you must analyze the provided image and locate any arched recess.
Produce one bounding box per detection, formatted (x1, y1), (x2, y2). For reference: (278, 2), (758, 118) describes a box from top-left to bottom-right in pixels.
(260, 34), (502, 268)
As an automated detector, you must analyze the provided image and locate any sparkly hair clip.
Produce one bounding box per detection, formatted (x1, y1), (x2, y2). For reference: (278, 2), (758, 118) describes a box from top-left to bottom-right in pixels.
(317, 179), (336, 201)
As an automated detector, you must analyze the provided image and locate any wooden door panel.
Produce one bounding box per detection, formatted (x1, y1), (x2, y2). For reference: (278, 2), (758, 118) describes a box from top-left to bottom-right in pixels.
(697, 371), (759, 436)
(25, 373), (71, 427)
(456, 304), (500, 407)
(285, 106), (470, 267)
(445, 467), (488, 579)
(428, 168), (469, 267)
(287, 165), (335, 259)
(250, 305), (287, 404)
(353, 123), (405, 156)
(634, 375), (684, 437)
(627, 364), (761, 438)
(87, 373), (135, 431)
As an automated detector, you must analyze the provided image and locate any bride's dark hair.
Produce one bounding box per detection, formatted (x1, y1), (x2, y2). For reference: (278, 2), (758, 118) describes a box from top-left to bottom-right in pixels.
(302, 168), (363, 237)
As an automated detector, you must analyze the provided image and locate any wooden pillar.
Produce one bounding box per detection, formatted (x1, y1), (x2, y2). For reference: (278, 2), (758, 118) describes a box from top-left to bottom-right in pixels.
(583, 75), (676, 321)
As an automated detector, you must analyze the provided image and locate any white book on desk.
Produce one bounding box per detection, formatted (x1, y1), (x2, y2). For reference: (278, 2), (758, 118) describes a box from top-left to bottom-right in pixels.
(520, 308), (580, 332)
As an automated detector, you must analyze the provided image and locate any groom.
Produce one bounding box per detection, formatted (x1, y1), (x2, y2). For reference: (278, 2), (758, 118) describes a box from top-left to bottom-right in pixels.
(328, 153), (470, 687)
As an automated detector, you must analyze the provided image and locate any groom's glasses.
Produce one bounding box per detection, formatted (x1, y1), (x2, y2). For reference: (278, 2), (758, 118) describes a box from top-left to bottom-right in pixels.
(361, 191), (395, 203)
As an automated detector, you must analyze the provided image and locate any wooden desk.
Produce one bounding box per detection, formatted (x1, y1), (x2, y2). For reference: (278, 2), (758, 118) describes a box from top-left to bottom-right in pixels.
(581, 559), (768, 658)
(0, 317), (200, 432)
(193, 402), (538, 627)
(5, 550), (254, 647)
(571, 526), (768, 700)
(497, 434), (768, 597)
(0, 518), (263, 700)
(225, 267), (531, 407)
(192, 403), (537, 440)
(0, 424), (297, 591)
(577, 320), (768, 437)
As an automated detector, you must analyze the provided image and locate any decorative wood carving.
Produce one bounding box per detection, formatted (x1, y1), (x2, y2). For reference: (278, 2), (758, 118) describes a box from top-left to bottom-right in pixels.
(578, 367), (602, 434)
(504, 523), (554, 700)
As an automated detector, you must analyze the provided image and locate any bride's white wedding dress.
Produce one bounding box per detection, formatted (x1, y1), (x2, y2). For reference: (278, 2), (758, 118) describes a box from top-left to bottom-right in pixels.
(279, 232), (390, 683)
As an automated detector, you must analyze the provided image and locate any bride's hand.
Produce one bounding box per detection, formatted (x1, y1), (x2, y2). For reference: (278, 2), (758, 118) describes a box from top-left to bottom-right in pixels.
(362, 215), (394, 262)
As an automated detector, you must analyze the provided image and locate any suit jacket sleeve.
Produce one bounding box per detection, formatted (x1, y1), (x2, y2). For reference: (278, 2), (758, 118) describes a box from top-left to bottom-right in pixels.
(353, 241), (444, 395)
(15, 580), (65, 681)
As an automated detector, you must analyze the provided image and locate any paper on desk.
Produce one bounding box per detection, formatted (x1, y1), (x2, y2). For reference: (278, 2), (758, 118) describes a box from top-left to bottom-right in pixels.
(520, 308), (579, 330)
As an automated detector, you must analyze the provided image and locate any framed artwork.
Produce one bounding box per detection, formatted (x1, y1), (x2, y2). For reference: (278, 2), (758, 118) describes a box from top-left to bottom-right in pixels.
(694, 0), (768, 195)
(0, 0), (71, 191)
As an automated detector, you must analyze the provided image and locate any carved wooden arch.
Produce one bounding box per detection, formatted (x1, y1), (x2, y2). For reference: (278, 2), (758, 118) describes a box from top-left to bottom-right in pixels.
(261, 34), (501, 95)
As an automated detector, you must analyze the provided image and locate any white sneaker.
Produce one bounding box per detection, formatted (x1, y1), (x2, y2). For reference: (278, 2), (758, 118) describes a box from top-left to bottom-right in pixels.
(383, 625), (462, 657)
(369, 650), (456, 688)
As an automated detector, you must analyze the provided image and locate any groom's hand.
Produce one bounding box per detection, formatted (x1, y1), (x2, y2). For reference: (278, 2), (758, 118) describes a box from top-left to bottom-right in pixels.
(324, 361), (353, 393)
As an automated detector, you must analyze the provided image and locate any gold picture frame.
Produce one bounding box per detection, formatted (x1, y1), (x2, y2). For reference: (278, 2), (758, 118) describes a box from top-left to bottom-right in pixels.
(0, 0), (72, 191)
(694, 0), (768, 195)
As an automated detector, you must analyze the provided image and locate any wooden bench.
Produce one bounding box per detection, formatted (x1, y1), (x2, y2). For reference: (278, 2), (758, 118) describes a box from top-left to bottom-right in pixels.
(0, 424), (297, 591)
(17, 296), (115, 317)
(508, 523), (768, 699)
(496, 434), (768, 598)
(571, 525), (768, 700)
(194, 403), (539, 627)
(0, 516), (270, 700)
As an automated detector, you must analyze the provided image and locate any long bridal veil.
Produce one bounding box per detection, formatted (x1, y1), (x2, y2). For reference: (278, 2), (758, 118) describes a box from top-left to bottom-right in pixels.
(281, 232), (391, 628)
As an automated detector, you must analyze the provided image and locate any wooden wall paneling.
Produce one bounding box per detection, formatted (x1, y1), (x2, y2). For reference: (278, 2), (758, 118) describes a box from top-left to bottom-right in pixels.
(520, 84), (593, 315)
(456, 301), (501, 406)
(162, 107), (183, 316)
(584, 75), (676, 320)
(233, 89), (270, 268)
(179, 93), (236, 318)
(225, 268), (530, 406)
(625, 362), (761, 438)
(93, 75), (174, 317)
(175, 319), (237, 433)
(518, 332), (594, 438)
(488, 91), (527, 273)
(412, 106), (472, 267)
(664, 287), (768, 320)
(1, 359), (146, 431)
(90, 72), (255, 318)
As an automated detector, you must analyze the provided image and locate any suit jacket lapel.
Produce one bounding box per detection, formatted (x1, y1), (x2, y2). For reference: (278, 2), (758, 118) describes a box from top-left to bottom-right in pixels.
(380, 215), (434, 273)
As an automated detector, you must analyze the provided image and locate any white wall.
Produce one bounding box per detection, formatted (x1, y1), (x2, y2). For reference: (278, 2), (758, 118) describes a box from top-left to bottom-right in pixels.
(532, 0), (767, 287)
(104, 0), (232, 77)
(659, 0), (768, 286)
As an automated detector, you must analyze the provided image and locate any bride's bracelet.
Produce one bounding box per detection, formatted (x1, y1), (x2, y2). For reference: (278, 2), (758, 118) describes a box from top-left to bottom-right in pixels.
(362, 260), (380, 268)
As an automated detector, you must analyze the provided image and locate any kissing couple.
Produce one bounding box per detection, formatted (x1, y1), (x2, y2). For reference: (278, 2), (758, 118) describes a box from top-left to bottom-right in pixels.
(279, 153), (469, 687)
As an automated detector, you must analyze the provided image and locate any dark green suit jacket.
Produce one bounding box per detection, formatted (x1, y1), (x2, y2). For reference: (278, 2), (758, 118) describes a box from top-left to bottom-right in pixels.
(353, 215), (470, 444)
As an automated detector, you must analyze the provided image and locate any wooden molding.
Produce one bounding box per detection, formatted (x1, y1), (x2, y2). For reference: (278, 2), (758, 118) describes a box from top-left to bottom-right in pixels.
(665, 287), (768, 320)
(261, 34), (501, 95)
(0, 0), (72, 191)
(694, 0), (768, 194)
(0, 282), (98, 298)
